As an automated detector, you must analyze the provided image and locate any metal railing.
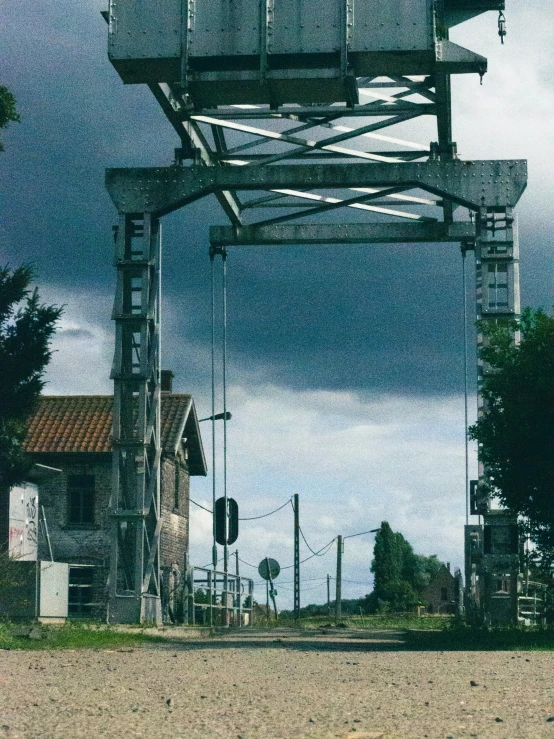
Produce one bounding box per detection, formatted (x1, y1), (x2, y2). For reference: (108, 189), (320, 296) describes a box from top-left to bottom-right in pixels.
(184, 566), (254, 627)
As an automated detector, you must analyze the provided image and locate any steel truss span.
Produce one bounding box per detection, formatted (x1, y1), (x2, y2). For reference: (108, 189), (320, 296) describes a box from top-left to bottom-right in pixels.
(104, 0), (527, 624)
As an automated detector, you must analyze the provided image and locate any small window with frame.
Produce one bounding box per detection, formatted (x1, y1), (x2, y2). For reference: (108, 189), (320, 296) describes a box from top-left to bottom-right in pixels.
(67, 474), (95, 525)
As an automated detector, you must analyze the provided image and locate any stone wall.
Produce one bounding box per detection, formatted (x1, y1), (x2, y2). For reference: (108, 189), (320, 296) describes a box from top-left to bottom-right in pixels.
(160, 453), (190, 571)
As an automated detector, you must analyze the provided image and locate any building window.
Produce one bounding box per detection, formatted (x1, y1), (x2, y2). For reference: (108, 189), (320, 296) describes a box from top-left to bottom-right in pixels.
(67, 474), (95, 525)
(174, 464), (180, 509)
(68, 567), (94, 617)
(440, 587), (448, 601)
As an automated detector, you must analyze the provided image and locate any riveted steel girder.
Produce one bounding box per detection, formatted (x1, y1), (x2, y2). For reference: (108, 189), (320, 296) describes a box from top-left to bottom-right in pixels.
(210, 221), (476, 246)
(106, 160), (527, 216)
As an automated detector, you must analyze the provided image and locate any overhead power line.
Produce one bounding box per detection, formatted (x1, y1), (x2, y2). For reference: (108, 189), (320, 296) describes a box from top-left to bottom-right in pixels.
(281, 537), (336, 569)
(239, 498), (292, 520)
(190, 499), (213, 513)
(190, 496), (292, 520)
(299, 524), (332, 556)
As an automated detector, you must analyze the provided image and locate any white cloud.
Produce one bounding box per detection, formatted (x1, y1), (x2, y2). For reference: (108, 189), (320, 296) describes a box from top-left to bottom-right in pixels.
(190, 384), (478, 608)
(41, 286), (113, 395)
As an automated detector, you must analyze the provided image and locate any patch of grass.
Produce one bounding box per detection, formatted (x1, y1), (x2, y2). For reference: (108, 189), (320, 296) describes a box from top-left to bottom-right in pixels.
(0, 622), (165, 651)
(405, 623), (554, 651)
(277, 613), (452, 630)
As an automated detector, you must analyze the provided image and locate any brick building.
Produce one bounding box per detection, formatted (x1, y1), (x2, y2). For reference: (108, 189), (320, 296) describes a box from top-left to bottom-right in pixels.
(423, 564), (458, 614)
(22, 389), (206, 620)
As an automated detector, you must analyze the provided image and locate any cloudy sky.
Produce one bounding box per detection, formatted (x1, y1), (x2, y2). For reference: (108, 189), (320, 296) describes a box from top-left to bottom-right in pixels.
(2, 1), (553, 607)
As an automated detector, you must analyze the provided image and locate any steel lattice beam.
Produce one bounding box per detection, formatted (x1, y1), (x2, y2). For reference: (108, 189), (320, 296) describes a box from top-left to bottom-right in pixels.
(106, 160), (527, 216)
(209, 221), (476, 246)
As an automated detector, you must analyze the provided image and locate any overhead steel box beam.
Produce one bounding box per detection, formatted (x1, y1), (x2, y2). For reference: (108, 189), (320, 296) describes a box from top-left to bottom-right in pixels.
(106, 160), (527, 216)
(209, 221), (476, 246)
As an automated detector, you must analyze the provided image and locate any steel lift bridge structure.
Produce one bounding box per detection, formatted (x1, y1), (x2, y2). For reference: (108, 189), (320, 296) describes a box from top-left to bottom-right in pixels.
(104, 0), (526, 623)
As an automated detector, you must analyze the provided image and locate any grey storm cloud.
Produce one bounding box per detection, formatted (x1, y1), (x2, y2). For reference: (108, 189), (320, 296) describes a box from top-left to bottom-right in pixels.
(2, 1), (553, 399)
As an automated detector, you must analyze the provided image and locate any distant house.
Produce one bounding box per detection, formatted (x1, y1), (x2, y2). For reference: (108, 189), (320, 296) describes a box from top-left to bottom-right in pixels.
(423, 564), (458, 614)
(21, 382), (206, 621)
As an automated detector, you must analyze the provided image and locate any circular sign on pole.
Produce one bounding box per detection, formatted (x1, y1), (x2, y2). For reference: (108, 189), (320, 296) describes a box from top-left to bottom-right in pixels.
(258, 558), (280, 581)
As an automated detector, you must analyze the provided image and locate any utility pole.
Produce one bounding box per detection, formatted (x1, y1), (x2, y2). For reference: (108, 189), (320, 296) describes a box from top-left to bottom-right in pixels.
(293, 493), (300, 621)
(335, 535), (343, 624)
(327, 574), (331, 615)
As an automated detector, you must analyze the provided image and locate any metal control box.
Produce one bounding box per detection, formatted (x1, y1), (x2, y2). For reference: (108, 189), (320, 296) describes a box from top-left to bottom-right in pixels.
(108, 0), (491, 106)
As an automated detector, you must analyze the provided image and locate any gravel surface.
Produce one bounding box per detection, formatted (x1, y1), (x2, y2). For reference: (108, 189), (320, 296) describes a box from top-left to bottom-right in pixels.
(1, 628), (553, 739)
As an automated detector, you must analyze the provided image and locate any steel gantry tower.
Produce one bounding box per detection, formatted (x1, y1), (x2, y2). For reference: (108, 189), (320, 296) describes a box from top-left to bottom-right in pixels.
(104, 0), (526, 623)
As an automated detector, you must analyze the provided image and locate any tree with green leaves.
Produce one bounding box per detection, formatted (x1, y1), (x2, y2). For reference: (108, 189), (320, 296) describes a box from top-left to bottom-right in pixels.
(0, 265), (63, 488)
(362, 522), (446, 613)
(469, 308), (554, 555)
(0, 86), (20, 151)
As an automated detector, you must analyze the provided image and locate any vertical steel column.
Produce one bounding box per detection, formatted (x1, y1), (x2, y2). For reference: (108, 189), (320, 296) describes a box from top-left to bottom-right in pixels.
(474, 206), (521, 623)
(475, 206), (520, 513)
(108, 212), (162, 624)
(293, 493), (300, 620)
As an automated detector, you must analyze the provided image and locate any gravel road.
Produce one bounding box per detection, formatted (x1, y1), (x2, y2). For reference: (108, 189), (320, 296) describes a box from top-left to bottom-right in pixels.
(1, 628), (553, 739)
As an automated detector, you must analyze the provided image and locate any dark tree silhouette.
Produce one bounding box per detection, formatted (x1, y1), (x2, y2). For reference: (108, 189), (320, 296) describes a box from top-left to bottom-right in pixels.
(0, 265), (63, 488)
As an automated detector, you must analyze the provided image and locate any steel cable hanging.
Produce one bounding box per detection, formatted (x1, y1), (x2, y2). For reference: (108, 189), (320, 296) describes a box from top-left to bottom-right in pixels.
(462, 245), (470, 526)
(210, 252), (217, 567)
(222, 248), (229, 572)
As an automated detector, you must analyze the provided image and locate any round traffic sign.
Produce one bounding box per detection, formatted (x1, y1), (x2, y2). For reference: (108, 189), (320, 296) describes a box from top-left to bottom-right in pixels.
(258, 557), (280, 581)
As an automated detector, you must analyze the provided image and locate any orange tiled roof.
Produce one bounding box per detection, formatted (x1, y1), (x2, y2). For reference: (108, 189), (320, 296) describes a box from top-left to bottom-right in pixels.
(24, 394), (193, 455)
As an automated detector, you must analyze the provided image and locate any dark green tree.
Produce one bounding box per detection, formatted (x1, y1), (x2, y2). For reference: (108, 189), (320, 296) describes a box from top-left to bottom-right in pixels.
(365, 522), (446, 612)
(469, 308), (554, 553)
(0, 265), (63, 488)
(0, 86), (20, 151)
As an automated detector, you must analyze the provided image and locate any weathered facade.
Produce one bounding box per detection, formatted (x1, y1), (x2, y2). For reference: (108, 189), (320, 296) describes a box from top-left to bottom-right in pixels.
(22, 391), (206, 620)
(423, 564), (458, 615)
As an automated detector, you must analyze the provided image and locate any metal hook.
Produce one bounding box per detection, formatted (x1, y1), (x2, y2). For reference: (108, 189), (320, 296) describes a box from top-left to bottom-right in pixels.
(498, 11), (506, 45)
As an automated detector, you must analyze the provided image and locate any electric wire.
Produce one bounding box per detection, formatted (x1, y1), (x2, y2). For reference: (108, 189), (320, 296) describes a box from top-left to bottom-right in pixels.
(281, 537), (336, 569)
(239, 537), (335, 573)
(343, 528), (379, 540)
(298, 523), (330, 556)
(191, 497), (292, 519)
(239, 498), (292, 520)
(238, 557), (259, 570)
(190, 499), (212, 514)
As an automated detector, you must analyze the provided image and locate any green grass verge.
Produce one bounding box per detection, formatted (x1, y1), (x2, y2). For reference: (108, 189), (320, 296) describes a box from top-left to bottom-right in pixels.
(405, 624), (554, 651)
(0, 622), (165, 651)
(277, 614), (452, 630)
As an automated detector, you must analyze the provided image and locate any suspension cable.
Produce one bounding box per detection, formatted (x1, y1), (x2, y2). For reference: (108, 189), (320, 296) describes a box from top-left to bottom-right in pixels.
(462, 244), (470, 526)
(210, 251), (217, 568)
(222, 248), (229, 572)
